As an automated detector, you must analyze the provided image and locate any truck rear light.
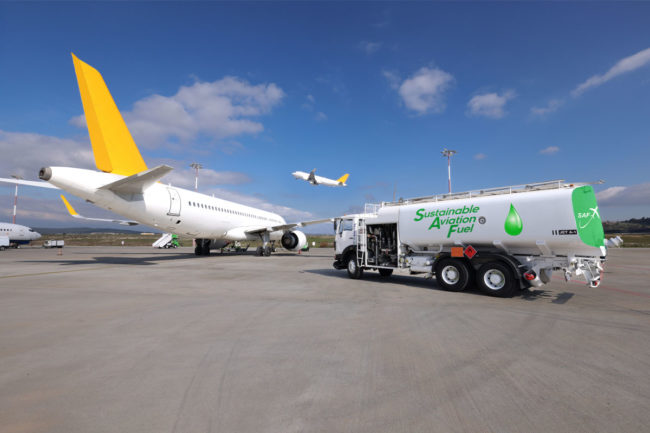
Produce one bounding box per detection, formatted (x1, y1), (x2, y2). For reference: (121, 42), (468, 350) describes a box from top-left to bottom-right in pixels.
(523, 271), (536, 281)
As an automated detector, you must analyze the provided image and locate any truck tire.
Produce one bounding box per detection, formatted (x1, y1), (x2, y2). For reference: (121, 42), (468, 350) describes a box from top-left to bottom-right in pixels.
(434, 258), (470, 292)
(347, 254), (364, 279)
(194, 241), (203, 256)
(263, 246), (272, 257)
(378, 268), (393, 277)
(476, 261), (515, 297)
(255, 246), (263, 256)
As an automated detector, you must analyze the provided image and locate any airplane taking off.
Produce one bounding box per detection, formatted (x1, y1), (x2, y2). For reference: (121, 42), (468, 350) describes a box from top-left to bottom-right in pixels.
(1, 54), (328, 256)
(0, 222), (41, 247)
(292, 169), (349, 187)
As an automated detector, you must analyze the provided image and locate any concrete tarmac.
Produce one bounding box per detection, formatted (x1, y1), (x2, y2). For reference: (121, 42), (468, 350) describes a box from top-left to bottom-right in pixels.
(0, 247), (648, 433)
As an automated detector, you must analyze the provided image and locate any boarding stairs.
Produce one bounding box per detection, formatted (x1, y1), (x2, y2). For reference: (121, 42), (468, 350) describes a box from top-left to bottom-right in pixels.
(152, 233), (173, 248)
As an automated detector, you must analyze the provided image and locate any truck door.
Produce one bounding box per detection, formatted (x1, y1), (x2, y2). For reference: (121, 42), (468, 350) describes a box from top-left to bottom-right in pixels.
(335, 218), (355, 254)
(167, 188), (181, 216)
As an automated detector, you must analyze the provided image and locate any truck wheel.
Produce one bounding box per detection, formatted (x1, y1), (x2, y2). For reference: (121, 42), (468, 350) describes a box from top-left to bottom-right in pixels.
(194, 241), (203, 256)
(378, 268), (393, 277)
(477, 262), (515, 297)
(255, 246), (263, 256)
(434, 258), (470, 292)
(263, 246), (272, 257)
(347, 254), (364, 279)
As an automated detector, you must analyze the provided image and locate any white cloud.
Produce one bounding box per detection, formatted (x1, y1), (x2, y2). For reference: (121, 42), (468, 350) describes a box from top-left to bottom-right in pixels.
(382, 70), (401, 90)
(72, 76), (285, 148)
(596, 183), (650, 206)
(396, 67), (454, 114)
(474, 153), (487, 160)
(0, 130), (94, 179)
(466, 90), (515, 119)
(531, 99), (564, 117)
(539, 146), (560, 155)
(161, 167), (251, 189)
(359, 41), (382, 55)
(301, 94), (327, 121)
(572, 47), (650, 97)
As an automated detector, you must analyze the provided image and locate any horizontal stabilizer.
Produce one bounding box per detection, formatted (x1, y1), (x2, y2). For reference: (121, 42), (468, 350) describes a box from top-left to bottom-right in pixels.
(99, 165), (173, 194)
(60, 195), (138, 225)
(0, 177), (59, 189)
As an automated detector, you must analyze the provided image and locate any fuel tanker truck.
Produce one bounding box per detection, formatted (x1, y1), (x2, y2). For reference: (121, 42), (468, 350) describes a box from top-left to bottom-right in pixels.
(333, 180), (606, 297)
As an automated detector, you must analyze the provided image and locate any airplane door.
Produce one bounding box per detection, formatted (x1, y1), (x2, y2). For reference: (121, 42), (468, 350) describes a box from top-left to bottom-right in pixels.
(167, 188), (181, 216)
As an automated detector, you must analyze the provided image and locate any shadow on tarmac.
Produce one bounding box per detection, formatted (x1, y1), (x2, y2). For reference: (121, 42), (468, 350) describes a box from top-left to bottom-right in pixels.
(303, 268), (575, 302)
(21, 253), (194, 266)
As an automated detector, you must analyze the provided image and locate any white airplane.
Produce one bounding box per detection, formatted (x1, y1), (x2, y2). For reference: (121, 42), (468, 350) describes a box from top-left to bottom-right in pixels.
(0, 53), (328, 257)
(0, 222), (41, 248)
(292, 169), (349, 187)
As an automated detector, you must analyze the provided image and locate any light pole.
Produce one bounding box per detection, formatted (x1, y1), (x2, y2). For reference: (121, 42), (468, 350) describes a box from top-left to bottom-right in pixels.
(11, 174), (22, 224)
(441, 149), (457, 194)
(189, 162), (203, 192)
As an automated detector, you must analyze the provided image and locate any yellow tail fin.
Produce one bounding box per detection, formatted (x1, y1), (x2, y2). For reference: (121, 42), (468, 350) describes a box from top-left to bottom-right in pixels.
(337, 173), (349, 184)
(72, 53), (148, 176)
(60, 195), (79, 216)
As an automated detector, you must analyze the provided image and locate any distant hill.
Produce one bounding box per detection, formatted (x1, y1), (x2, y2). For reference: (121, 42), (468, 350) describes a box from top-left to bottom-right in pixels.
(602, 217), (650, 234)
(32, 227), (161, 235)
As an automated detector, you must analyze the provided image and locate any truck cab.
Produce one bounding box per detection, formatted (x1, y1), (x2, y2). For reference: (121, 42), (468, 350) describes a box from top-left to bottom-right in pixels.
(334, 217), (355, 257)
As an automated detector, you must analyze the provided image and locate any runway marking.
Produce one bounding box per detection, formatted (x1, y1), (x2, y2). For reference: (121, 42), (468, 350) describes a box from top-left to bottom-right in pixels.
(0, 266), (121, 279)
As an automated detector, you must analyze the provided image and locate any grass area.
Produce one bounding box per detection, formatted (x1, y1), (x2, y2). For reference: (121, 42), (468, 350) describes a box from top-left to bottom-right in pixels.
(36, 232), (649, 249)
(36, 233), (336, 248)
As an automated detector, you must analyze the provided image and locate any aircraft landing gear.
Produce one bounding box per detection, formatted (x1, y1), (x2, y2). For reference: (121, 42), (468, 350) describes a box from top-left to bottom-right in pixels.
(257, 232), (272, 257)
(194, 239), (211, 256)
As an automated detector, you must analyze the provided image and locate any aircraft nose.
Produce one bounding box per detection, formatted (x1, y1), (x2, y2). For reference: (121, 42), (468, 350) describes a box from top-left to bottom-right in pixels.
(34, 232), (42, 240)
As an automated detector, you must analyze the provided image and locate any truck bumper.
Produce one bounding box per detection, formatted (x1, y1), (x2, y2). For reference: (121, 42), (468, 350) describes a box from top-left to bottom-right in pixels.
(333, 254), (346, 270)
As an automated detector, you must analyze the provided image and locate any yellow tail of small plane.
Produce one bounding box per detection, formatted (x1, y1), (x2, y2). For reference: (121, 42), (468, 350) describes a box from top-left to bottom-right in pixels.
(337, 173), (349, 185)
(72, 53), (148, 176)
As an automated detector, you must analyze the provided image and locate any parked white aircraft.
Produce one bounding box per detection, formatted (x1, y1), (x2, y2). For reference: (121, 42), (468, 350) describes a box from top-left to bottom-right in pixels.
(0, 222), (41, 247)
(1, 53), (327, 256)
(292, 169), (349, 187)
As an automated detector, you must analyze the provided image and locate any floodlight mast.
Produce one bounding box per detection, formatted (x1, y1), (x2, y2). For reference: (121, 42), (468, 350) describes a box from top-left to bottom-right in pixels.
(189, 163), (203, 192)
(11, 174), (22, 224)
(441, 149), (457, 194)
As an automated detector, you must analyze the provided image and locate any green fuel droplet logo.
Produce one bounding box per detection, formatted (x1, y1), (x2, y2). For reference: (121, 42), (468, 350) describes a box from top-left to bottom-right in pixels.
(504, 204), (523, 236)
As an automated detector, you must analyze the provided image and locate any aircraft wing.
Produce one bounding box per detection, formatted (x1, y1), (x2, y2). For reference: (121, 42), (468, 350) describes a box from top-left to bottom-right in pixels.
(0, 177), (59, 189)
(244, 218), (334, 235)
(61, 195), (139, 226)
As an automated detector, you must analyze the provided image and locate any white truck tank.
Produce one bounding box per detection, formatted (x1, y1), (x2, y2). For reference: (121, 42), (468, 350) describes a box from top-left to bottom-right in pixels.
(395, 184), (604, 257)
(333, 181), (606, 296)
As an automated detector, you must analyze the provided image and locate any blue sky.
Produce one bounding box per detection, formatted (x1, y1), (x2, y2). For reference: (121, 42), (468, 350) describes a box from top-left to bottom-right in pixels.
(1, 2), (649, 230)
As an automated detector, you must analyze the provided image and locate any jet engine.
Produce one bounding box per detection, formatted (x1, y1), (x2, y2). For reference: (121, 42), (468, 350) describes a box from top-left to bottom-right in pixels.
(281, 230), (307, 251)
